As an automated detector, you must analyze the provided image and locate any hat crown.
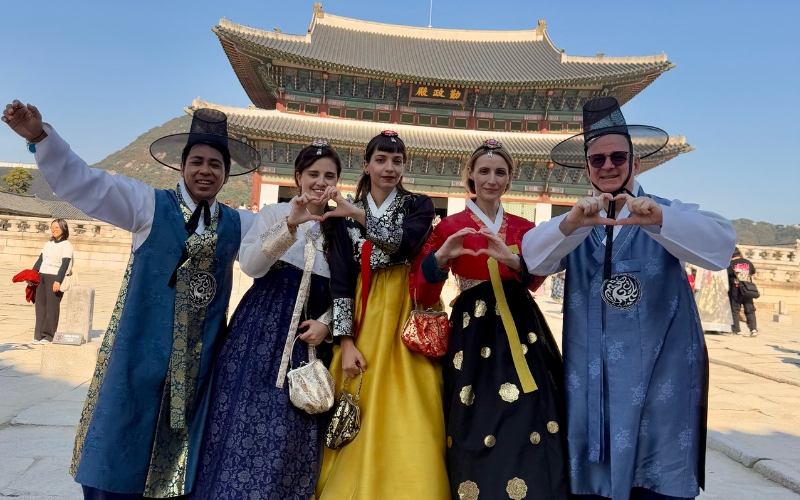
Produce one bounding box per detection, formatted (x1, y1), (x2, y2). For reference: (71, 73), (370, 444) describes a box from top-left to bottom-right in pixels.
(583, 97), (629, 143)
(189, 108), (228, 137)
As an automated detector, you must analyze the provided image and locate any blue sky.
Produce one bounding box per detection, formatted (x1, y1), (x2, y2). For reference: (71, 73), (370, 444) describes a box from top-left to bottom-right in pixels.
(1, 0), (798, 224)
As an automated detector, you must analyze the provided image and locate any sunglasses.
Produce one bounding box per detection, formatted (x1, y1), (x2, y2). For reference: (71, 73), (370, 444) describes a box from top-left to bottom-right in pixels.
(586, 151), (631, 169)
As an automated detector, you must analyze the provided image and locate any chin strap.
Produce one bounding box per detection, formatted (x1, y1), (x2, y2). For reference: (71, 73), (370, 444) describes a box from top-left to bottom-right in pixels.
(589, 135), (635, 283)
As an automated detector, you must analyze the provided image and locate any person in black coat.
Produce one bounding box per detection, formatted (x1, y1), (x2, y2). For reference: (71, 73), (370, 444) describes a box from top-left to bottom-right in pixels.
(727, 247), (758, 336)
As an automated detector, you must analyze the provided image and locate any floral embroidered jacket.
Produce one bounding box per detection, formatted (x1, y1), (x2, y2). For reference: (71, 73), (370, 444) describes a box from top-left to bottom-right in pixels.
(329, 189), (434, 337)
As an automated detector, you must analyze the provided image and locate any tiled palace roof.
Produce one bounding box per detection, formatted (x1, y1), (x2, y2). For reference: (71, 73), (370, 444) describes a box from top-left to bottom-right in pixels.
(214, 7), (674, 88)
(187, 100), (693, 174)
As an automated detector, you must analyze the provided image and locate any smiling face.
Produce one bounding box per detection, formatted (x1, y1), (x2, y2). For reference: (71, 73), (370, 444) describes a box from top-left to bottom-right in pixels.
(585, 134), (640, 194)
(469, 154), (511, 204)
(50, 221), (63, 240)
(296, 157), (339, 202)
(364, 149), (404, 192)
(180, 143), (230, 202)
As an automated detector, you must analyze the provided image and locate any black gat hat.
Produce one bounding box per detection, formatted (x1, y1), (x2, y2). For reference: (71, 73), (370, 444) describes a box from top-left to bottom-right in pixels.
(550, 97), (669, 169)
(150, 108), (261, 176)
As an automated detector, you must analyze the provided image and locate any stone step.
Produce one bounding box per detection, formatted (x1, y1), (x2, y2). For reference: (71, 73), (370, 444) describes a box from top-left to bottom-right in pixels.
(40, 343), (99, 379)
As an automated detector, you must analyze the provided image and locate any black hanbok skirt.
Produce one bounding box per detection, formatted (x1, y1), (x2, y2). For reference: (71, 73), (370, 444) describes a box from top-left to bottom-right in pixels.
(444, 279), (569, 500)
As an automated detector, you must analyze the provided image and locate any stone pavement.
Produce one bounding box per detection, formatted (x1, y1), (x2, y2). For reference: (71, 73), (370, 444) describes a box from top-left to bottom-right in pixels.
(1, 262), (799, 499)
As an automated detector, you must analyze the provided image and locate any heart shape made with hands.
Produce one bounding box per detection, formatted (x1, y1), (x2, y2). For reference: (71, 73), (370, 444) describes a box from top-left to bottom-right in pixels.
(441, 227), (511, 261)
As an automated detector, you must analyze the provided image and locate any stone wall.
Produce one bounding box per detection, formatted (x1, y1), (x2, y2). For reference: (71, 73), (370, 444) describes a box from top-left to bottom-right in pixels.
(738, 240), (800, 314)
(0, 215), (131, 270)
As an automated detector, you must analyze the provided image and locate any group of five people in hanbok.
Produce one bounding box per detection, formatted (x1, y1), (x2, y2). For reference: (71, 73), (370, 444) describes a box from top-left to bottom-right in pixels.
(4, 96), (735, 500)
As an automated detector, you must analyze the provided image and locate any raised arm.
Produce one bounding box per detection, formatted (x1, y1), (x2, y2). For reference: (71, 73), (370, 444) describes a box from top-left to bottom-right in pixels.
(238, 204), (296, 278)
(378, 194), (435, 259)
(3, 101), (154, 235)
(329, 218), (359, 338)
(413, 225), (449, 308)
(620, 197), (736, 271)
(521, 194), (614, 275)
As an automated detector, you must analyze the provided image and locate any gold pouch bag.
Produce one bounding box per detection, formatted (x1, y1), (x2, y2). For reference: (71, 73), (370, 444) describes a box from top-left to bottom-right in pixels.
(325, 371), (362, 449)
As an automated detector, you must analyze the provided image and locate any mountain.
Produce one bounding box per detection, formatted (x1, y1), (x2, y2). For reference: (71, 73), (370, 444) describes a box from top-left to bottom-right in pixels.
(732, 219), (800, 247)
(90, 116), (253, 206)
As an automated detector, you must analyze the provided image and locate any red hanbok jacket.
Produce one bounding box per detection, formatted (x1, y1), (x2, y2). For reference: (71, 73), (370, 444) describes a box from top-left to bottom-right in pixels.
(411, 207), (545, 307)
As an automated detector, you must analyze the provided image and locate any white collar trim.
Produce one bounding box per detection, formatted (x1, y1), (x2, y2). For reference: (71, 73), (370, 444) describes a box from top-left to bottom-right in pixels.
(367, 188), (398, 219)
(467, 198), (504, 234)
(178, 178), (218, 216)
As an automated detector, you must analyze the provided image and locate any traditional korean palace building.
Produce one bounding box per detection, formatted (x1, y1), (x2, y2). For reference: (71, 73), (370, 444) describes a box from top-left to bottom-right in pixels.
(195, 3), (693, 221)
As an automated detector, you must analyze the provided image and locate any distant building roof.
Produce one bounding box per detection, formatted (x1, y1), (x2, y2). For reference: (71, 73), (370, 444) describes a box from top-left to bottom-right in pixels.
(214, 5), (673, 88)
(0, 165), (62, 201)
(0, 191), (52, 218)
(0, 166), (93, 220)
(188, 100), (693, 174)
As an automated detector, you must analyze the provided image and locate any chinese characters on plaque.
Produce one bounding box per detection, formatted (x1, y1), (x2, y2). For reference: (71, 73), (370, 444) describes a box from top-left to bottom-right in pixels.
(410, 84), (467, 103)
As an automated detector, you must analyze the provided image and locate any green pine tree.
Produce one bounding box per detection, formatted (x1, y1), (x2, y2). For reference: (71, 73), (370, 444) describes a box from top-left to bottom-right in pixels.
(1, 167), (33, 195)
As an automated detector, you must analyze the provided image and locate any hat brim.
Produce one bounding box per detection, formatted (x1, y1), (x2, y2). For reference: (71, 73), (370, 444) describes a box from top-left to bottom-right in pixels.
(550, 125), (669, 168)
(150, 133), (262, 176)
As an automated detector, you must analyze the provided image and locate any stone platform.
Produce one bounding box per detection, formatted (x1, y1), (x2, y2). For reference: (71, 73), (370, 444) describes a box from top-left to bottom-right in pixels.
(1, 262), (800, 498)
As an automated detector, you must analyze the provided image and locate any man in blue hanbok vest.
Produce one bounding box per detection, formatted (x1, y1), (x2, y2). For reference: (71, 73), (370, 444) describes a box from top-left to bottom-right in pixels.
(3, 101), (261, 499)
(521, 98), (736, 500)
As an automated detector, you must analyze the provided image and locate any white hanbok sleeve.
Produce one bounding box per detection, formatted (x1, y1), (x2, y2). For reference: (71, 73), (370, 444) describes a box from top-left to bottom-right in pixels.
(521, 213), (592, 275)
(236, 209), (256, 244)
(641, 200), (736, 271)
(238, 204), (297, 278)
(34, 126), (155, 250)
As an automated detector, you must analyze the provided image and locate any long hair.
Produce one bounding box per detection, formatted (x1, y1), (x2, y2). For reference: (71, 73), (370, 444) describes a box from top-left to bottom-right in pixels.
(354, 133), (411, 202)
(461, 146), (515, 195)
(51, 218), (69, 242)
(293, 144), (342, 262)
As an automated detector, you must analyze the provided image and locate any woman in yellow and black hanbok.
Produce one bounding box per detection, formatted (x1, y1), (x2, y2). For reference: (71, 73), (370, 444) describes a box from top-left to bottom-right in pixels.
(315, 131), (450, 500)
(416, 140), (568, 500)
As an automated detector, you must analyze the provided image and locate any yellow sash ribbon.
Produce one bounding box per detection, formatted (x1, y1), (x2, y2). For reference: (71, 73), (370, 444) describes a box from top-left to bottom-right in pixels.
(487, 244), (537, 393)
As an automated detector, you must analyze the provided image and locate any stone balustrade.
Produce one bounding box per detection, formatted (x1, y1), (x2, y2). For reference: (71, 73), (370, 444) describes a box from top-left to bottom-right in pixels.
(0, 215), (132, 270)
(737, 240), (800, 314)
(738, 241), (799, 267)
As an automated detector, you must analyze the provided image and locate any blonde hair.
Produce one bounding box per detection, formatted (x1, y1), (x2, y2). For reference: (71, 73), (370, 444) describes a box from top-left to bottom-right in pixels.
(461, 147), (515, 195)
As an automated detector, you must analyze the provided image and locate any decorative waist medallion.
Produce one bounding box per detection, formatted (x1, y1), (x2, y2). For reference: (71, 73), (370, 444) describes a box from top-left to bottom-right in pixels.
(189, 271), (217, 308)
(601, 273), (641, 310)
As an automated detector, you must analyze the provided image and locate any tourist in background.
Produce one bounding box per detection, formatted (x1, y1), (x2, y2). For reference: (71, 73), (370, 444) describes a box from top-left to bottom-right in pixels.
(251, 203), (259, 213)
(31, 218), (73, 344)
(190, 142), (339, 500)
(315, 131), (449, 499)
(3, 101), (261, 499)
(522, 97), (736, 500)
(416, 140), (568, 499)
(728, 247), (758, 336)
(690, 264), (733, 334)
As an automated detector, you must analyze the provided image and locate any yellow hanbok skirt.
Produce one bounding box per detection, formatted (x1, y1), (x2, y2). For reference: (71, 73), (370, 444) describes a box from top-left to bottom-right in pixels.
(316, 265), (451, 500)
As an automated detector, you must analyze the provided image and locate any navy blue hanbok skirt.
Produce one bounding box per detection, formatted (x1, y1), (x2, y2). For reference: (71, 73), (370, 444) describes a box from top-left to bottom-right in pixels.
(189, 262), (331, 500)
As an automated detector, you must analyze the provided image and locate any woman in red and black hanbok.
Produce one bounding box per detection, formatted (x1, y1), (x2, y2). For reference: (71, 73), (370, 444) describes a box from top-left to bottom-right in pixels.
(416, 140), (568, 500)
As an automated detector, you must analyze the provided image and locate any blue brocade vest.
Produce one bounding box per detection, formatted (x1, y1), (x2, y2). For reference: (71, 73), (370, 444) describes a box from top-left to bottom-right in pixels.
(73, 189), (240, 494)
(562, 193), (707, 500)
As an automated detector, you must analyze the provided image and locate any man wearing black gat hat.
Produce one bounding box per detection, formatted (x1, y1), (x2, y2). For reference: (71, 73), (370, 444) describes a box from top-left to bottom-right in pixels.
(3, 100), (260, 499)
(521, 97), (736, 500)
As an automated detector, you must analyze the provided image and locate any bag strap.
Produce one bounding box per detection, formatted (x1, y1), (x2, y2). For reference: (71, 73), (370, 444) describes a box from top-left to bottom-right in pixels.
(354, 241), (373, 338)
(287, 333), (317, 372)
(342, 369), (364, 402)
